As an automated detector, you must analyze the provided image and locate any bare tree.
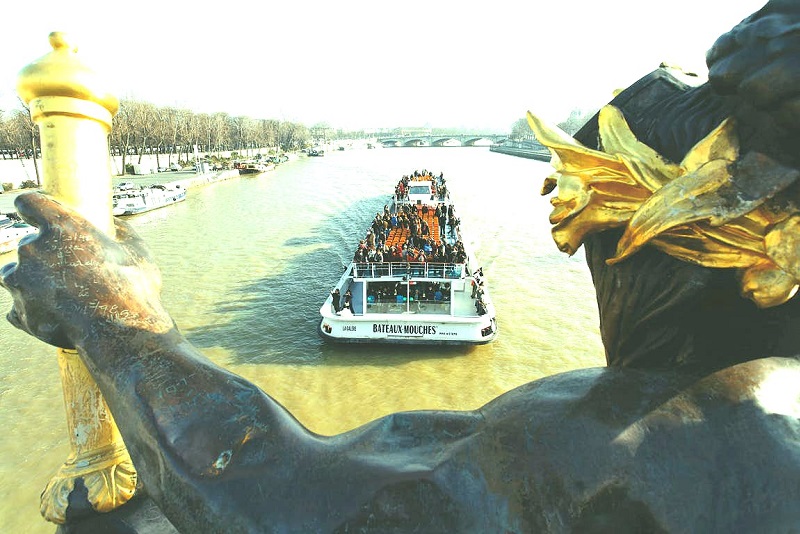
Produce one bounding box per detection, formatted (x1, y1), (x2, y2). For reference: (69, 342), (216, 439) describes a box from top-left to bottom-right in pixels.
(131, 102), (159, 166)
(557, 108), (596, 135)
(279, 122), (310, 152)
(256, 119), (278, 154)
(4, 92), (340, 170)
(152, 106), (173, 165)
(110, 100), (136, 174)
(184, 113), (204, 162)
(165, 107), (190, 164)
(210, 113), (231, 156)
(510, 118), (532, 142)
(10, 102), (40, 185)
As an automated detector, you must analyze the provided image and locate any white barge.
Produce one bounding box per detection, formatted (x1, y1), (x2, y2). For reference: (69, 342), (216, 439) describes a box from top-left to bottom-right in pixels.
(112, 183), (187, 216)
(233, 161), (275, 175)
(319, 171), (497, 344)
(0, 214), (37, 255)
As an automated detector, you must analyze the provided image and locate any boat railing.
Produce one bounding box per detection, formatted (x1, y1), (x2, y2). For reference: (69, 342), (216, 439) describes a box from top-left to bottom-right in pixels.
(393, 194), (450, 205)
(352, 262), (464, 280)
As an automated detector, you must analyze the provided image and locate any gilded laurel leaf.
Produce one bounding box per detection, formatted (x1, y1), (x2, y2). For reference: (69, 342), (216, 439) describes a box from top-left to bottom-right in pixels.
(527, 104), (800, 308)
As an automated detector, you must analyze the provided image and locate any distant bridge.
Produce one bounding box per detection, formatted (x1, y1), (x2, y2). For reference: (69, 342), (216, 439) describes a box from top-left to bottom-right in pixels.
(376, 134), (507, 148)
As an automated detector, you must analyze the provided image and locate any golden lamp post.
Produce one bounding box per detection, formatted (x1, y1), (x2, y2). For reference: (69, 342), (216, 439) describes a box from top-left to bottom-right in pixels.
(16, 32), (137, 524)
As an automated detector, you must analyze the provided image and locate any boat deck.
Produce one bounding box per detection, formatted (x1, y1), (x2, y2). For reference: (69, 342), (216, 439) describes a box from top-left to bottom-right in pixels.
(386, 205), (446, 248)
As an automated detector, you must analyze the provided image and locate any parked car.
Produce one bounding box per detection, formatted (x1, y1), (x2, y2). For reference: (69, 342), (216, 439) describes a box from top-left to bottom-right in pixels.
(169, 163), (182, 171)
(117, 182), (135, 190)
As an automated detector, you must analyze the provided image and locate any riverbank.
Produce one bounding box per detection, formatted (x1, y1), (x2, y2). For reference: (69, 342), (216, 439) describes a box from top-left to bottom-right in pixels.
(0, 168), (241, 215)
(489, 143), (551, 162)
(0, 148), (308, 215)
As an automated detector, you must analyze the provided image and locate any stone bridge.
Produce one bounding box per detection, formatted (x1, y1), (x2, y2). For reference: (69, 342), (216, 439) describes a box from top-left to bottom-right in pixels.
(377, 134), (507, 147)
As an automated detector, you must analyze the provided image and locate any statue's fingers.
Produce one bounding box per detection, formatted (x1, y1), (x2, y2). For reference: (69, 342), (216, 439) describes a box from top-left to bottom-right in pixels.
(735, 55), (800, 110)
(0, 262), (18, 291)
(15, 192), (104, 241)
(13, 192), (60, 230)
(113, 216), (159, 266)
(774, 96), (800, 130)
(113, 216), (145, 246)
(6, 298), (74, 350)
(707, 46), (767, 94)
(708, 14), (800, 94)
(706, 31), (738, 66)
(6, 306), (24, 331)
(0, 264), (27, 332)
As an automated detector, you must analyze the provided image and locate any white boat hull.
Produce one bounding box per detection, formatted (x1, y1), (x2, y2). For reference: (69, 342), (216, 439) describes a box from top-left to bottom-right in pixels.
(0, 223), (37, 254)
(319, 313), (497, 344)
(113, 186), (187, 216)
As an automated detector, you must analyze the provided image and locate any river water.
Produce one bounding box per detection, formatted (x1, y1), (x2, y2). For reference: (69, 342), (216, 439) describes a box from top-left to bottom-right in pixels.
(0, 147), (604, 532)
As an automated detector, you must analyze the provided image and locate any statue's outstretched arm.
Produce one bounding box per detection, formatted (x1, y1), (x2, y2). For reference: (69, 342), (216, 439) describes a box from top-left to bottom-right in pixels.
(707, 1), (800, 131)
(0, 192), (487, 532)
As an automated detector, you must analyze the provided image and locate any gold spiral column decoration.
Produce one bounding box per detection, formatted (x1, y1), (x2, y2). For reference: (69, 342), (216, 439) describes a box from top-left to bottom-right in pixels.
(16, 32), (137, 524)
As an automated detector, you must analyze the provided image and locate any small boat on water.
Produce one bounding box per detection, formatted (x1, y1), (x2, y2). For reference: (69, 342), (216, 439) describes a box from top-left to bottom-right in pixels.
(0, 213), (37, 254)
(112, 183), (187, 216)
(319, 170), (498, 344)
(233, 161), (275, 175)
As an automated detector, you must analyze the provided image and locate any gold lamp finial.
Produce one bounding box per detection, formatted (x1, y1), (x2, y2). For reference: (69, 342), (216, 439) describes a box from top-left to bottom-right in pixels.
(16, 31), (119, 116)
(49, 31), (75, 51)
(15, 32), (135, 524)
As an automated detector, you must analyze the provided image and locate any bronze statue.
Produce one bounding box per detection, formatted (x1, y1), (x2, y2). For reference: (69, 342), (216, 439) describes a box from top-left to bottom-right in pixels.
(3, 1), (800, 532)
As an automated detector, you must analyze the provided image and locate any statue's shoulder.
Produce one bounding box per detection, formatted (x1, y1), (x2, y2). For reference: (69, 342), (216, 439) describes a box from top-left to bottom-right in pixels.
(574, 66), (736, 166)
(575, 66), (701, 147)
(477, 357), (800, 531)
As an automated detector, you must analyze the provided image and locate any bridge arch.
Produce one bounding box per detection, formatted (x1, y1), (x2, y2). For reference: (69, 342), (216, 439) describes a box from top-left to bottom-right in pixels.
(432, 138), (462, 147)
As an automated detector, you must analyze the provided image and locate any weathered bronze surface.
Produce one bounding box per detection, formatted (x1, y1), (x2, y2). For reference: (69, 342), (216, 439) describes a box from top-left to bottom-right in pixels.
(2, 2), (800, 532)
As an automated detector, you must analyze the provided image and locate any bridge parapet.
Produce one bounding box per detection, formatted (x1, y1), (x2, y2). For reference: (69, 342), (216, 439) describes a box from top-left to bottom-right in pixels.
(378, 134), (507, 147)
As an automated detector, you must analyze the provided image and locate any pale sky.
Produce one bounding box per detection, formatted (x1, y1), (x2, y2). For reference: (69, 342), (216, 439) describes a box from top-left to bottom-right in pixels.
(0, 0), (768, 132)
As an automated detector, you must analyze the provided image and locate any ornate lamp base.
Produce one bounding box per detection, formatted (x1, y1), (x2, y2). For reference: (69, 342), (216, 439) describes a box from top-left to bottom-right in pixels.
(40, 442), (137, 524)
(39, 348), (138, 524)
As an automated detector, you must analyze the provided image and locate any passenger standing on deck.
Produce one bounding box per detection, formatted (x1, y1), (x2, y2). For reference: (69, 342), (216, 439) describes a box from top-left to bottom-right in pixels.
(447, 205), (455, 236)
(330, 288), (342, 313)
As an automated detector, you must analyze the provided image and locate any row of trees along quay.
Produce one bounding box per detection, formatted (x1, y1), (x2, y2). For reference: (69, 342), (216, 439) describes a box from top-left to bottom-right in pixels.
(0, 98), (326, 186)
(1, 94), (596, 189)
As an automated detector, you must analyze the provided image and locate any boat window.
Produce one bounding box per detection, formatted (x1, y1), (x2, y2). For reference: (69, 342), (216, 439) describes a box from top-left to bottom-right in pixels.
(408, 185), (431, 195)
(365, 280), (451, 315)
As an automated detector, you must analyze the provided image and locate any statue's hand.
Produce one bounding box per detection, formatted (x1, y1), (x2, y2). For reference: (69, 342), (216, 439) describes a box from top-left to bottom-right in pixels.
(706, 3), (800, 128)
(0, 192), (174, 350)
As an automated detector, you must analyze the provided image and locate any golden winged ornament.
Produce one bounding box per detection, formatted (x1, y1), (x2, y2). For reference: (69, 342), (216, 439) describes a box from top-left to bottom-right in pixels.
(527, 105), (800, 308)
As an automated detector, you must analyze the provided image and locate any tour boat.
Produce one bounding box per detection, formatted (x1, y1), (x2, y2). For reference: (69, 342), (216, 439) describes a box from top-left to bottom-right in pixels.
(112, 183), (187, 216)
(319, 171), (498, 344)
(233, 161), (275, 175)
(0, 214), (37, 254)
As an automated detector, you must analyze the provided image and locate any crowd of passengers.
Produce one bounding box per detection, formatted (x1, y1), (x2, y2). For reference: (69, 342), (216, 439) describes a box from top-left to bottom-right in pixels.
(394, 169), (449, 202)
(354, 170), (464, 264)
(353, 210), (466, 264)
